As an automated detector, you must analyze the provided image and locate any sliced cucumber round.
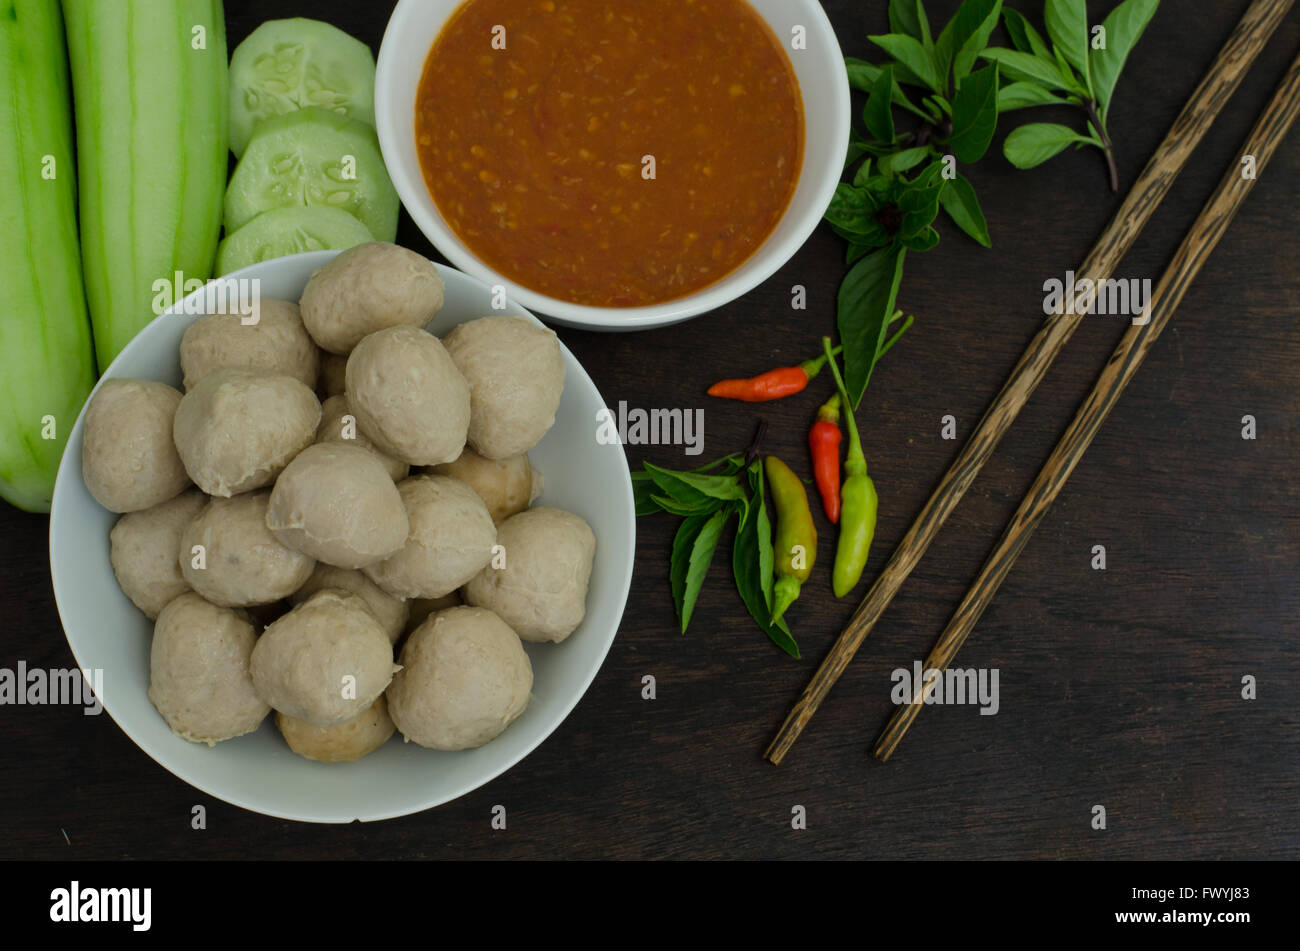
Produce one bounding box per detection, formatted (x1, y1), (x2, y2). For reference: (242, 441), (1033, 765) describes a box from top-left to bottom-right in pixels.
(224, 106), (398, 241)
(216, 205), (375, 275)
(229, 17), (376, 158)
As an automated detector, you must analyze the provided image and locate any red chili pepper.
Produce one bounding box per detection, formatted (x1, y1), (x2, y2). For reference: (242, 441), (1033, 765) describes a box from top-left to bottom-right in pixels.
(707, 346), (843, 402)
(809, 394), (843, 523)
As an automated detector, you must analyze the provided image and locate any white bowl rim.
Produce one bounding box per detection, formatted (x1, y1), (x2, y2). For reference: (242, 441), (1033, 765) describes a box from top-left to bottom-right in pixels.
(48, 250), (637, 822)
(374, 0), (850, 331)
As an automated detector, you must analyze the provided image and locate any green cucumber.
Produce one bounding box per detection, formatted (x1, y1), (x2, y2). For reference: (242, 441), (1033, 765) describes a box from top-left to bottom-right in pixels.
(224, 106), (398, 241)
(229, 17), (376, 158)
(216, 205), (374, 275)
(62, 0), (228, 370)
(0, 0), (96, 512)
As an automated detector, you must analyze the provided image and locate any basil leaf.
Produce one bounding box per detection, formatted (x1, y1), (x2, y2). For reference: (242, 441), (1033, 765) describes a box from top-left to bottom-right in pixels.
(732, 462), (800, 658)
(644, 463), (745, 502)
(939, 173), (990, 247)
(845, 57), (877, 93)
(912, 158), (945, 189)
(863, 65), (897, 144)
(845, 57), (934, 119)
(1090, 0), (1159, 125)
(824, 184), (876, 236)
(877, 146), (930, 177)
(1044, 0), (1091, 94)
(1052, 42), (1089, 97)
(846, 241), (877, 265)
(997, 80), (1070, 112)
(1003, 122), (1097, 169)
(924, 94), (952, 117)
(632, 471), (660, 516)
(852, 157), (874, 187)
(889, 0), (931, 46)
(946, 63), (999, 163)
(1002, 7), (1052, 59)
(868, 33), (943, 93)
(650, 494), (718, 518)
(944, 0), (1003, 83)
(670, 513), (709, 626)
(901, 226), (940, 252)
(979, 48), (1072, 92)
(833, 219), (890, 248)
(898, 174), (944, 238)
(645, 465), (714, 509)
(837, 244), (907, 407)
(845, 132), (871, 172)
(680, 507), (732, 632)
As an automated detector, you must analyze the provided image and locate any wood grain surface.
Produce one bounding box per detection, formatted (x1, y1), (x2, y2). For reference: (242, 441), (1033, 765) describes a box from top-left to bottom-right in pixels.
(769, 0), (1296, 765)
(1, 0), (1296, 860)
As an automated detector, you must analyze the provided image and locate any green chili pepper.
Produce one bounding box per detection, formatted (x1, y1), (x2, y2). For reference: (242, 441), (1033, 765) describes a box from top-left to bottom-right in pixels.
(823, 336), (878, 598)
(764, 455), (817, 625)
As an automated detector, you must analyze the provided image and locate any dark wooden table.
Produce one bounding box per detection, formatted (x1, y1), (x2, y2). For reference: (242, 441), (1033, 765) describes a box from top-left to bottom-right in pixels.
(2, 0), (1296, 860)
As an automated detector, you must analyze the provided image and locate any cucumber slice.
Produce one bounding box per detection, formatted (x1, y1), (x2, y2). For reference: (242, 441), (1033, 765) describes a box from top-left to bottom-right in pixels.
(224, 106), (398, 241)
(216, 206), (374, 275)
(228, 17), (376, 158)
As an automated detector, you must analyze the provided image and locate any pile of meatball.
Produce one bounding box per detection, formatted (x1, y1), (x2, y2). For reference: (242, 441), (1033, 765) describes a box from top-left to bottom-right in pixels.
(82, 242), (597, 763)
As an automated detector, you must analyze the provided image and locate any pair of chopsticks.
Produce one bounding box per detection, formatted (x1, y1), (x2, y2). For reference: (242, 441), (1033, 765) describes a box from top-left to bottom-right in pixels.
(767, 0), (1299, 765)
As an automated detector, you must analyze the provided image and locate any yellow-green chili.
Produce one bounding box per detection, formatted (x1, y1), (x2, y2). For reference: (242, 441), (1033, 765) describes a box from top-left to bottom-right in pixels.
(823, 336), (878, 598)
(764, 455), (817, 625)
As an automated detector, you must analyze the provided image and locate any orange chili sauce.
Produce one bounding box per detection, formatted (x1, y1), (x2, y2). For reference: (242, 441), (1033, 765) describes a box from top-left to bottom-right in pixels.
(415, 0), (804, 307)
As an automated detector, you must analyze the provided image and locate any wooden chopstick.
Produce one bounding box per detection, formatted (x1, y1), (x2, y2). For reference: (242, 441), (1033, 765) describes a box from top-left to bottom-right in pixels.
(765, 0), (1295, 765)
(875, 44), (1300, 760)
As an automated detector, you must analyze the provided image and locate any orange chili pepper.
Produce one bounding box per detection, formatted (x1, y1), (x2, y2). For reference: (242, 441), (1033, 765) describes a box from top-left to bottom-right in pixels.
(809, 394), (842, 523)
(707, 346), (842, 402)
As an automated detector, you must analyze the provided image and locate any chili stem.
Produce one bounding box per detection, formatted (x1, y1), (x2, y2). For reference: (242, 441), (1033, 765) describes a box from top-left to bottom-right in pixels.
(798, 344), (844, 379)
(822, 336), (862, 458)
(877, 313), (915, 361)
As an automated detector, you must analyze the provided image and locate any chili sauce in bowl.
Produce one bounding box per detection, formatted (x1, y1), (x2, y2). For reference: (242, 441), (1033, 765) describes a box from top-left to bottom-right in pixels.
(413, 0), (804, 308)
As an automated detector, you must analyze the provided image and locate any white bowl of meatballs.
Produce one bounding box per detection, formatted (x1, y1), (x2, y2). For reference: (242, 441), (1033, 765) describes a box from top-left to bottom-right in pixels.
(48, 245), (636, 823)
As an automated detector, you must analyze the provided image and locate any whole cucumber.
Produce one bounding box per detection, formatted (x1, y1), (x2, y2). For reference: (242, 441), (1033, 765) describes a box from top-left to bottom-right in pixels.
(62, 0), (228, 369)
(0, 0), (96, 512)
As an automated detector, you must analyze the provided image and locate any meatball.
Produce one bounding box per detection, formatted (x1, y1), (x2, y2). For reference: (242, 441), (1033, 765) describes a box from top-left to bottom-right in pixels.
(172, 368), (320, 496)
(386, 606), (532, 751)
(266, 442), (409, 569)
(299, 242), (444, 354)
(179, 299), (318, 390)
(250, 589), (398, 726)
(430, 447), (543, 523)
(276, 694), (395, 763)
(442, 316), (564, 459)
(362, 475), (496, 600)
(314, 394), (408, 482)
(345, 326), (470, 466)
(109, 490), (207, 619)
(147, 592), (270, 745)
(316, 350), (347, 398)
(464, 506), (595, 643)
(82, 379), (190, 513)
(289, 564), (408, 644)
(179, 491), (315, 607)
